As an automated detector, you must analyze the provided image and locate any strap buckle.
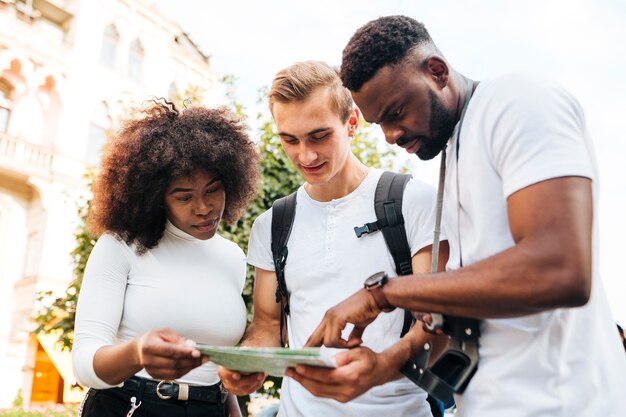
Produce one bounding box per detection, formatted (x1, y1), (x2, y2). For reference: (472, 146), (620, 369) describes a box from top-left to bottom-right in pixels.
(354, 220), (383, 238)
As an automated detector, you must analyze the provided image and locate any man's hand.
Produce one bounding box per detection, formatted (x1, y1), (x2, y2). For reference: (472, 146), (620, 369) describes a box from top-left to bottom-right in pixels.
(217, 366), (266, 396)
(285, 347), (395, 402)
(306, 288), (382, 348)
(136, 328), (206, 380)
(412, 312), (445, 335)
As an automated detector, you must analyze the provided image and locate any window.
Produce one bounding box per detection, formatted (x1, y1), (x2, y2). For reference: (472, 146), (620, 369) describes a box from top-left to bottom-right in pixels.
(0, 78), (12, 133)
(85, 102), (111, 165)
(128, 39), (144, 82)
(99, 24), (119, 69)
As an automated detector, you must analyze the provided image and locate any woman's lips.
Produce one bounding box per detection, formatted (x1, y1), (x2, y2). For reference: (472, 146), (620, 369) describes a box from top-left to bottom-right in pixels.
(193, 219), (218, 231)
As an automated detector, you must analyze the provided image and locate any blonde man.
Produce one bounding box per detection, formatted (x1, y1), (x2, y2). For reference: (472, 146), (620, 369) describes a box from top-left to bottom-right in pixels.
(218, 61), (446, 417)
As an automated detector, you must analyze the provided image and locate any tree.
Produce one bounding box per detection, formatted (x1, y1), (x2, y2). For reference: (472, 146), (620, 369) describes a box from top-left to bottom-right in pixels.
(34, 172), (95, 350)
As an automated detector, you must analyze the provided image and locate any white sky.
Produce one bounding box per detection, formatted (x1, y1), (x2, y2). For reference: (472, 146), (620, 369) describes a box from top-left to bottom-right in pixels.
(154, 0), (626, 324)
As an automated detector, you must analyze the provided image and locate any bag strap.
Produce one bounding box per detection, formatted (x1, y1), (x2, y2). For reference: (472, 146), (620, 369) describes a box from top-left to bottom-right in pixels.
(270, 191), (297, 347)
(374, 171), (413, 276)
(375, 172), (415, 337)
(354, 171), (415, 336)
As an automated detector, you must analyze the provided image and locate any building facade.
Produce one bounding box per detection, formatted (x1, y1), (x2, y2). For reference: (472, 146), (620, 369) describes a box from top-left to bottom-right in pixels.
(0, 0), (217, 407)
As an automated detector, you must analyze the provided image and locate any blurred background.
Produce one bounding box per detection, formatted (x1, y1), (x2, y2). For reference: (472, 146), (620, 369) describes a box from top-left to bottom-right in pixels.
(0, 0), (623, 415)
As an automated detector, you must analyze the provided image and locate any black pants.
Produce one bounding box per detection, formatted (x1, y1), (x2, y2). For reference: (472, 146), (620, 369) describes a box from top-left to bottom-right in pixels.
(79, 380), (227, 417)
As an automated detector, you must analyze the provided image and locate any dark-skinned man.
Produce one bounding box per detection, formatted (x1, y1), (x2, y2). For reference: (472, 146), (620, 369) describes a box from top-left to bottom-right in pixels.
(288, 15), (626, 417)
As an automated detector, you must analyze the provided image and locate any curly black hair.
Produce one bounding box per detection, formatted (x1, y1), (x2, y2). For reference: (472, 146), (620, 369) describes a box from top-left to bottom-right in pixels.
(89, 101), (260, 254)
(340, 15), (432, 92)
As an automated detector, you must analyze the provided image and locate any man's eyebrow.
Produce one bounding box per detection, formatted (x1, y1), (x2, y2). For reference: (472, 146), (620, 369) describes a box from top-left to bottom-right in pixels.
(375, 103), (394, 125)
(169, 177), (221, 194)
(277, 131), (297, 139)
(306, 127), (331, 136)
(277, 127), (331, 138)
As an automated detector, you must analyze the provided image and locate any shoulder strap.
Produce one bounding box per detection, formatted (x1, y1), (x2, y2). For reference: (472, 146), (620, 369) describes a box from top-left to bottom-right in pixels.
(354, 171), (414, 336)
(374, 171), (414, 277)
(375, 172), (415, 337)
(270, 191), (297, 347)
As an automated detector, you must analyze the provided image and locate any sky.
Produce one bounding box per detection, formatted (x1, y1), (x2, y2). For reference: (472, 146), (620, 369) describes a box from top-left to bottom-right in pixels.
(154, 0), (626, 324)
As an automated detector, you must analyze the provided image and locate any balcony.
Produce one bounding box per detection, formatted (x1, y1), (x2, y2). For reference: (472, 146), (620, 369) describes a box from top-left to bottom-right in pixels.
(32, 0), (76, 28)
(0, 133), (54, 178)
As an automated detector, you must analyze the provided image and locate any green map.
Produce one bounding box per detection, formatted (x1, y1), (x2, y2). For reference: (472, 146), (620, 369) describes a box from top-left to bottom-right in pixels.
(195, 345), (340, 376)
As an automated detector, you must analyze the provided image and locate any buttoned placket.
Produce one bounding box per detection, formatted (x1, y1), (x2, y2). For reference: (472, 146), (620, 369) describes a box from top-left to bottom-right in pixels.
(325, 203), (337, 258)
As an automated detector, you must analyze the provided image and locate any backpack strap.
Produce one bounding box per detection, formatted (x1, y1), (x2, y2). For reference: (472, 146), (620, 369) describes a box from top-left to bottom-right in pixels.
(374, 171), (414, 277)
(354, 171), (415, 336)
(271, 191), (297, 347)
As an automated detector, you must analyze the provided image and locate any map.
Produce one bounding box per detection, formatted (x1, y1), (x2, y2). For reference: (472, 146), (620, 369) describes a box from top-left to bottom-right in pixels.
(194, 345), (342, 376)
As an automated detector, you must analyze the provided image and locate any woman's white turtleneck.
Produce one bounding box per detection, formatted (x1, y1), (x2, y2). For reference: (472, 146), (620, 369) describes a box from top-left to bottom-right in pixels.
(72, 220), (248, 388)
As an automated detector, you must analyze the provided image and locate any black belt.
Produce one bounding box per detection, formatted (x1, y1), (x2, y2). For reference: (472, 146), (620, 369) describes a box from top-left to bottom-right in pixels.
(123, 376), (227, 404)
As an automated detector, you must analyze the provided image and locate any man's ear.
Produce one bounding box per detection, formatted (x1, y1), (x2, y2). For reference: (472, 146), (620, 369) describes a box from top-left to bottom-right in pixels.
(347, 107), (360, 137)
(426, 56), (449, 89)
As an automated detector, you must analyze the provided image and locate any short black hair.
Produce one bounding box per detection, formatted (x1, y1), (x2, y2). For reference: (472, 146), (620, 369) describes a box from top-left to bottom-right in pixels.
(340, 15), (432, 92)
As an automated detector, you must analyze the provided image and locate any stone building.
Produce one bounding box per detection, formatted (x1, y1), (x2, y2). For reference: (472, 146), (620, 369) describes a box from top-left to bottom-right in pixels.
(0, 0), (217, 407)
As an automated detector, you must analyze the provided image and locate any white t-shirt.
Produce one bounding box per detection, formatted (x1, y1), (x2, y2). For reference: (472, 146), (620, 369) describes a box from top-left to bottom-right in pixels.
(247, 168), (438, 417)
(72, 220), (248, 389)
(443, 74), (626, 417)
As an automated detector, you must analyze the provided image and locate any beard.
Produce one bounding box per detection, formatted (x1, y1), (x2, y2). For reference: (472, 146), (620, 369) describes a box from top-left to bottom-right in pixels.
(414, 90), (456, 161)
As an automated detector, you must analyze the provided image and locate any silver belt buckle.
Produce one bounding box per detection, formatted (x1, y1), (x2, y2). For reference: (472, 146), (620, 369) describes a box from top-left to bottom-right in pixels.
(156, 380), (173, 400)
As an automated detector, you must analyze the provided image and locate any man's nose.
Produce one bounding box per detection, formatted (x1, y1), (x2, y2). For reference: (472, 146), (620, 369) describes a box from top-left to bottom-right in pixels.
(299, 143), (318, 165)
(381, 124), (403, 145)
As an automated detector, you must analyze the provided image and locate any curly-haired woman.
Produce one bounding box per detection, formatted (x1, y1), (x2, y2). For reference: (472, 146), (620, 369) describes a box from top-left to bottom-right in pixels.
(72, 102), (259, 417)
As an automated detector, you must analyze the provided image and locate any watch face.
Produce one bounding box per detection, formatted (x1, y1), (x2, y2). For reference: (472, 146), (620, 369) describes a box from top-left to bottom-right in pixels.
(364, 271), (387, 288)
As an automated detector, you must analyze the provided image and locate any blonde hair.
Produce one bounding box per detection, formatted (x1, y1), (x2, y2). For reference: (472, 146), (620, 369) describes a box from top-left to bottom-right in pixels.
(269, 61), (353, 123)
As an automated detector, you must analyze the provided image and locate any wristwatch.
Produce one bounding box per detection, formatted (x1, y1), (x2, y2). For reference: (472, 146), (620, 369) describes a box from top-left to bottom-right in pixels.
(364, 271), (395, 312)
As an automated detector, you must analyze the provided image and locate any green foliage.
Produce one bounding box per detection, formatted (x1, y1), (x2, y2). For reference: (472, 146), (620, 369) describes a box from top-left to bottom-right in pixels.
(11, 389), (22, 408)
(219, 114), (302, 319)
(34, 172), (97, 351)
(352, 120), (411, 173)
(170, 85), (206, 110)
(0, 404), (78, 417)
(220, 74), (249, 124)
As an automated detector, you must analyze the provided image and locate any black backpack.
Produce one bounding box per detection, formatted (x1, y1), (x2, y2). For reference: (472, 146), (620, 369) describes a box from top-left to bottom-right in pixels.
(270, 171), (414, 347)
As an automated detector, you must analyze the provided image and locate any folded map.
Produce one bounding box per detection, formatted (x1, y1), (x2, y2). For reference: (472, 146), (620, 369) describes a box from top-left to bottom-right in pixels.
(194, 345), (342, 376)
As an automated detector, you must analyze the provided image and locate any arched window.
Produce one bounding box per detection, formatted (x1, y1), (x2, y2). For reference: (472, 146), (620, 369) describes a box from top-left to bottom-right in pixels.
(85, 102), (111, 165)
(128, 39), (144, 82)
(99, 25), (119, 69)
(37, 76), (61, 148)
(0, 78), (13, 133)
